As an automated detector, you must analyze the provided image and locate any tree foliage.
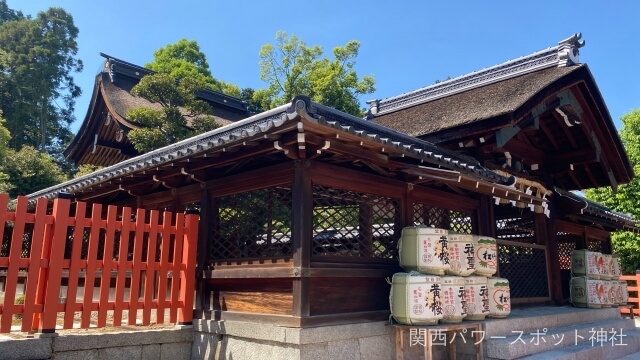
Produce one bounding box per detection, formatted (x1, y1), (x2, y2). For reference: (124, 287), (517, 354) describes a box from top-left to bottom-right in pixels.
(145, 38), (240, 97)
(0, 1), (82, 156)
(257, 31), (375, 116)
(585, 109), (640, 274)
(127, 73), (221, 153)
(1, 145), (67, 197)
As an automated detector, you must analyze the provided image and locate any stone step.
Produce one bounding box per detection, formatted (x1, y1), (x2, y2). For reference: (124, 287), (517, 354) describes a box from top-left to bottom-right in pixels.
(515, 329), (640, 360)
(616, 351), (640, 360)
(484, 306), (624, 337)
(484, 318), (636, 359)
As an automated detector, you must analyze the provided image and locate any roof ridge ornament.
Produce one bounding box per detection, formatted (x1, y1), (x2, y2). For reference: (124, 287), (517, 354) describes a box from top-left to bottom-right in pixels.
(557, 33), (585, 67)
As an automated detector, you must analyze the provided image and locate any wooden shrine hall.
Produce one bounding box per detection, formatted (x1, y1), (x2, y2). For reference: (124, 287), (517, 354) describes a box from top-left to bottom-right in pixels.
(64, 53), (250, 167)
(28, 34), (638, 327)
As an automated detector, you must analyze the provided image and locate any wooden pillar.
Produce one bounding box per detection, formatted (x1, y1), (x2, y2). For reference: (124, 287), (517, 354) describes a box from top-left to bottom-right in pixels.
(292, 160), (312, 318)
(195, 186), (214, 313)
(477, 195), (496, 237)
(544, 176), (563, 305)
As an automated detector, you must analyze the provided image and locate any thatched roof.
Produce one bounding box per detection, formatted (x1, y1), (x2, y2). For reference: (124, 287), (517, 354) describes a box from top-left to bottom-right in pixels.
(372, 65), (581, 137)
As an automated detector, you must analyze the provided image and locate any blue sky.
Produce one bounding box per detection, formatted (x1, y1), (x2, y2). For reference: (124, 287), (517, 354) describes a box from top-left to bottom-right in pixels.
(6, 0), (640, 131)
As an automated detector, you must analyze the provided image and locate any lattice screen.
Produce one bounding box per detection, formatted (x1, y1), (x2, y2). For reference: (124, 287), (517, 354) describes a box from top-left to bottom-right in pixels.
(557, 240), (577, 271)
(496, 217), (535, 243)
(587, 239), (604, 253)
(498, 244), (549, 298)
(312, 185), (399, 258)
(210, 186), (293, 260)
(413, 204), (473, 234)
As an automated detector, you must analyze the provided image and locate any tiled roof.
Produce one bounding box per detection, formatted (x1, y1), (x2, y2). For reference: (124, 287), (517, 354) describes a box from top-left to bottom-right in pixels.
(29, 96), (516, 202)
(554, 187), (638, 227)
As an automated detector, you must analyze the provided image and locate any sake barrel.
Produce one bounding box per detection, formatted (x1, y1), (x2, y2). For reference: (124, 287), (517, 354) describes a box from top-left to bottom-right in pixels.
(390, 272), (444, 325)
(487, 277), (511, 318)
(570, 277), (602, 308)
(611, 255), (621, 279)
(463, 276), (490, 320)
(613, 281), (623, 306)
(399, 226), (450, 275)
(440, 276), (466, 323)
(472, 236), (497, 277)
(620, 280), (629, 304)
(571, 250), (602, 279)
(446, 234), (475, 277)
(601, 254), (612, 280)
(601, 281), (613, 307)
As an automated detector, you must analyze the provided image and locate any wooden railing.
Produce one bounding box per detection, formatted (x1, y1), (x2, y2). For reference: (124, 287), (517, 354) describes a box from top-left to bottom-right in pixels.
(620, 271), (640, 318)
(0, 195), (198, 333)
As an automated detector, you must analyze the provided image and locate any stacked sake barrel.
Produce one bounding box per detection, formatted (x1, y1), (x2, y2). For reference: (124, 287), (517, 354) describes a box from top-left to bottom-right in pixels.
(570, 250), (627, 308)
(389, 226), (511, 326)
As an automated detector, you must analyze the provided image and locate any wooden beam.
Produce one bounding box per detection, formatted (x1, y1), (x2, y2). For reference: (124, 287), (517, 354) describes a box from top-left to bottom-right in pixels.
(498, 138), (545, 164)
(538, 120), (560, 150)
(550, 111), (578, 148)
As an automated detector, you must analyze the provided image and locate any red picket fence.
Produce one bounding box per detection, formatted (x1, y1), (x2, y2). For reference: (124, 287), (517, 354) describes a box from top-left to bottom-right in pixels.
(620, 272), (640, 318)
(0, 195), (198, 333)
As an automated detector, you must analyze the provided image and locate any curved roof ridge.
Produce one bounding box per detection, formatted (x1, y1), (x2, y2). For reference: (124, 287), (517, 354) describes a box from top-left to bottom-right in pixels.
(369, 33), (585, 117)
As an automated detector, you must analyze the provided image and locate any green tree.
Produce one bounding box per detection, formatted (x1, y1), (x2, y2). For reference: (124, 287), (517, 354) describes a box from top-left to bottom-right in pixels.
(257, 31), (375, 116)
(585, 109), (640, 274)
(0, 2), (82, 156)
(127, 73), (221, 153)
(145, 38), (240, 97)
(1, 145), (67, 197)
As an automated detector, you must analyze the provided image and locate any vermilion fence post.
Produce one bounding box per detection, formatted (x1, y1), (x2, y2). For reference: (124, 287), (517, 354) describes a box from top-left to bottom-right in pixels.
(0, 194), (17, 333)
(63, 202), (86, 329)
(127, 208), (146, 326)
(97, 205), (118, 328)
(142, 210), (160, 325)
(156, 211), (173, 324)
(39, 196), (71, 333)
(178, 210), (199, 324)
(22, 198), (48, 332)
(80, 203), (102, 328)
(113, 206), (132, 327)
(169, 212), (185, 323)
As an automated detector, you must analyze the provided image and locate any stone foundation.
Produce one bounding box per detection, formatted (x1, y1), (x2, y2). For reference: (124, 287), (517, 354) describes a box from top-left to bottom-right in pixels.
(191, 320), (466, 360)
(0, 327), (193, 360)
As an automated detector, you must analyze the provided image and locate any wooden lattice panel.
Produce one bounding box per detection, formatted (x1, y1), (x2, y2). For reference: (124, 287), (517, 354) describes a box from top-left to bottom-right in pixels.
(312, 185), (399, 258)
(496, 217), (535, 243)
(558, 241), (576, 270)
(210, 186), (293, 260)
(413, 204), (473, 234)
(587, 238), (604, 253)
(498, 244), (549, 298)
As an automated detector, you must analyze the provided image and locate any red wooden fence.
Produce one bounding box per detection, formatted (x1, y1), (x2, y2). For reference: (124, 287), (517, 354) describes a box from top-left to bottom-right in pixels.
(0, 195), (198, 333)
(620, 272), (640, 318)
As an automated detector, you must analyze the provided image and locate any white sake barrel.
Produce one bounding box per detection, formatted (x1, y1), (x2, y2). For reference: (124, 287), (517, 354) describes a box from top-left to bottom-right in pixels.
(601, 281), (613, 307)
(601, 254), (612, 280)
(571, 250), (602, 279)
(446, 234), (475, 277)
(618, 280), (629, 305)
(472, 236), (497, 277)
(463, 276), (490, 320)
(611, 255), (621, 279)
(390, 272), (444, 325)
(620, 280), (629, 304)
(399, 226), (450, 275)
(440, 276), (466, 323)
(613, 281), (623, 306)
(570, 277), (602, 308)
(487, 277), (511, 318)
